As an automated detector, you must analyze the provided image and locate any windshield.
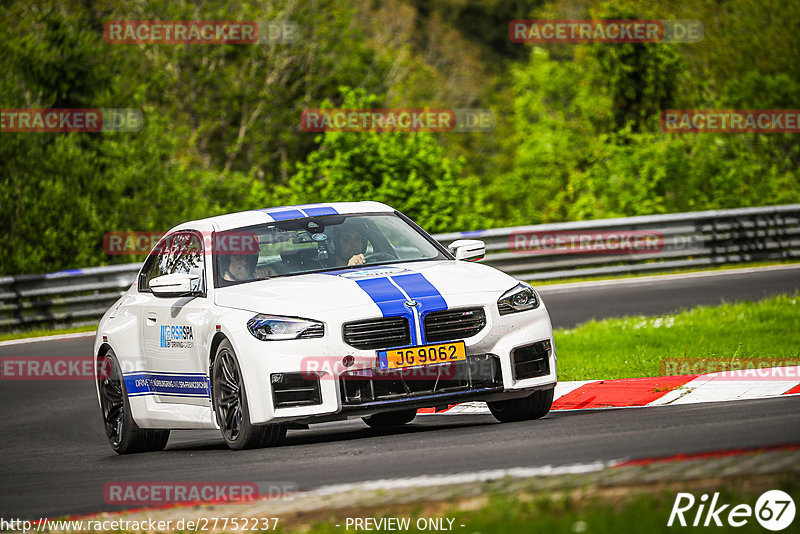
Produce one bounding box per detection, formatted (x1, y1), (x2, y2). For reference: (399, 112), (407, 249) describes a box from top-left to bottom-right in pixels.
(214, 212), (447, 286)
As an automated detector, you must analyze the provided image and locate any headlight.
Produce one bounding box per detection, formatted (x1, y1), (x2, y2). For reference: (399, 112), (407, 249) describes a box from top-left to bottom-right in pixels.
(497, 282), (540, 315)
(247, 314), (324, 341)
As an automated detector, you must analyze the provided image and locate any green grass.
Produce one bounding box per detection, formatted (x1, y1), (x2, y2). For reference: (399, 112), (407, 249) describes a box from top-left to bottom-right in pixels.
(556, 292), (800, 381)
(285, 476), (798, 534)
(0, 324), (96, 342)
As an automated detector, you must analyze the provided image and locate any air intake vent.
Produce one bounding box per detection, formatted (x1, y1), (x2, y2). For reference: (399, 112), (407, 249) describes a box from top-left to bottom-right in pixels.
(343, 317), (411, 350)
(298, 324), (325, 339)
(512, 340), (551, 380)
(424, 307), (486, 343)
(271, 372), (321, 408)
(497, 302), (514, 315)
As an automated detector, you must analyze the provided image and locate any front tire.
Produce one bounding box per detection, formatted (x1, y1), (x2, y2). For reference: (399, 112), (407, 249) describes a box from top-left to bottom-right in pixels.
(362, 408), (418, 428)
(211, 340), (286, 450)
(97, 350), (170, 454)
(488, 388), (554, 423)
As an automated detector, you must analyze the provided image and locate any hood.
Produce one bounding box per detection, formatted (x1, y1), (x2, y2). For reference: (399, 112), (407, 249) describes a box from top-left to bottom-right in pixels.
(214, 260), (517, 316)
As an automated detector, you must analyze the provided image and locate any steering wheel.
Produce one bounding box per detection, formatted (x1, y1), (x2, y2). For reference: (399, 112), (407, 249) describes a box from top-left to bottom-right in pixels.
(364, 252), (397, 263)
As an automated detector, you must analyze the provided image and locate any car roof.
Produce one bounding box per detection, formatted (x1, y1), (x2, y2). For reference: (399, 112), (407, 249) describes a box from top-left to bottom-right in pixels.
(170, 201), (396, 232)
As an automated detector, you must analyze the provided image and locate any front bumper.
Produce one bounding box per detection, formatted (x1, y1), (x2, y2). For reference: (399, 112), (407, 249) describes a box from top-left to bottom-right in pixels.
(230, 301), (558, 425)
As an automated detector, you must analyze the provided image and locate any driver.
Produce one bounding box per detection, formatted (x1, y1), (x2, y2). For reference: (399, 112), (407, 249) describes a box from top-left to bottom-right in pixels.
(333, 222), (368, 266)
(220, 252), (258, 282)
(218, 231), (262, 281)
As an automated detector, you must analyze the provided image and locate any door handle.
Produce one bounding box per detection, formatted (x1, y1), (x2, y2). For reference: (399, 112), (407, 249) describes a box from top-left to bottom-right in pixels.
(146, 312), (157, 324)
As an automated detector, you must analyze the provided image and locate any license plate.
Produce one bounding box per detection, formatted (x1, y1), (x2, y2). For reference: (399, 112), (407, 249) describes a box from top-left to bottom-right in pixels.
(377, 341), (466, 371)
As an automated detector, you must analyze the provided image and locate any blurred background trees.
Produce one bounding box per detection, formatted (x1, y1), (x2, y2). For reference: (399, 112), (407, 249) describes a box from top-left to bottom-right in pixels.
(1, 0), (798, 274)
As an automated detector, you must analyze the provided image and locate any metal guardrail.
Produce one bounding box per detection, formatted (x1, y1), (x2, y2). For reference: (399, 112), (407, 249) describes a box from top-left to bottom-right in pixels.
(2, 204), (798, 332)
(438, 203), (800, 281)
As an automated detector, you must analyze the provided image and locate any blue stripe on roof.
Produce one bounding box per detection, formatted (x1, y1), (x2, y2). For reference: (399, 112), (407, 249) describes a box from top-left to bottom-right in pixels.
(266, 209), (305, 221)
(259, 204), (339, 220)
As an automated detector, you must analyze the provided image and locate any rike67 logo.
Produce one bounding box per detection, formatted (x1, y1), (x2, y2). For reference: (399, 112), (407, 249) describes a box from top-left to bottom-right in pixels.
(669, 490), (796, 531)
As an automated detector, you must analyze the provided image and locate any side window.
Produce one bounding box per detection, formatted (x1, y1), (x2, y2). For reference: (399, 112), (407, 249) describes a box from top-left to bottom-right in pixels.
(138, 232), (205, 292)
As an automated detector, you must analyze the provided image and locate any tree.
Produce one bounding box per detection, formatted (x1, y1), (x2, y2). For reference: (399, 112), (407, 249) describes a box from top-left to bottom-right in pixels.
(286, 88), (487, 233)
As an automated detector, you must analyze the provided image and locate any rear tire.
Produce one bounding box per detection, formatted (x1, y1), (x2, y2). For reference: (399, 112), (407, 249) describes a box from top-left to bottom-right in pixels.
(488, 388), (554, 423)
(362, 408), (417, 428)
(97, 350), (170, 454)
(211, 340), (286, 450)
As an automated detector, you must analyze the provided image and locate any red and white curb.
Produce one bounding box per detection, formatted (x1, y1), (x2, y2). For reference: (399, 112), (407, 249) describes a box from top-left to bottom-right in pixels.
(418, 366), (800, 415)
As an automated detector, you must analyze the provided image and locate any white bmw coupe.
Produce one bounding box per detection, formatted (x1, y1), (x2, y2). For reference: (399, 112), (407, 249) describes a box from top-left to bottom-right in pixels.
(94, 202), (557, 453)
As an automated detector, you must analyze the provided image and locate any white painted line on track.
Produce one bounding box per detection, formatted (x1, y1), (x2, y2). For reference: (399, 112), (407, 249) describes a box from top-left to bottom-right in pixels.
(555, 380), (597, 398)
(304, 460), (615, 496)
(536, 264), (800, 294)
(0, 331), (95, 347)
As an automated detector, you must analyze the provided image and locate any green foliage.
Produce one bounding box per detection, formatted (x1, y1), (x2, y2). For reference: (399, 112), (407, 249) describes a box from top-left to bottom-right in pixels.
(1, 0), (799, 274)
(0, 0), (388, 273)
(499, 0), (800, 225)
(286, 88), (487, 232)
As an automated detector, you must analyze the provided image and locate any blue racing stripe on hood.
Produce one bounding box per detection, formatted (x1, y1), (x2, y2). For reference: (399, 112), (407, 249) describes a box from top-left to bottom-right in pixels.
(355, 277), (418, 345)
(335, 269), (449, 346)
(391, 272), (448, 320)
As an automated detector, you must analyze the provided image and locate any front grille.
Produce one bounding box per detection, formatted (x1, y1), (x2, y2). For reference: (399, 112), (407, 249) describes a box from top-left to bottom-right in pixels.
(343, 317), (411, 350)
(340, 354), (502, 406)
(271, 372), (321, 408)
(424, 307), (486, 343)
(512, 340), (551, 380)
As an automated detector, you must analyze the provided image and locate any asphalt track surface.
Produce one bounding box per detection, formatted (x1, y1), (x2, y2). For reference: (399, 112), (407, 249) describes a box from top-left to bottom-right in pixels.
(2, 266), (799, 519)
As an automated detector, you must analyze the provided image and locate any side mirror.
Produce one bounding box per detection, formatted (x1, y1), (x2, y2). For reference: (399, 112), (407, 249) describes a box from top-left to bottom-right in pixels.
(149, 273), (201, 298)
(448, 239), (485, 262)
